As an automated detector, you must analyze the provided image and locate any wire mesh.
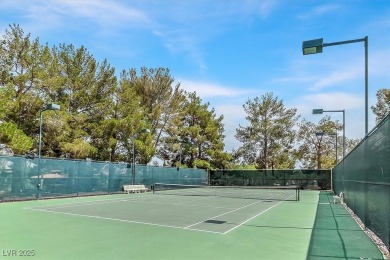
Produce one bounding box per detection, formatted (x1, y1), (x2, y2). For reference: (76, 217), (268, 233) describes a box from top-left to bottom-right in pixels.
(209, 169), (331, 190)
(333, 113), (390, 249)
(0, 157), (207, 201)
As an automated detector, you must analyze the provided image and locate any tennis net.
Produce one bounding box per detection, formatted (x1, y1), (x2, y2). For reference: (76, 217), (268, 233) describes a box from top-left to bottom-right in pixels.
(152, 183), (300, 201)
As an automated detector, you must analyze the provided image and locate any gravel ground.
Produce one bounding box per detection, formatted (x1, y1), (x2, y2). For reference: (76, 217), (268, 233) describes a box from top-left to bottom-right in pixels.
(343, 203), (389, 259)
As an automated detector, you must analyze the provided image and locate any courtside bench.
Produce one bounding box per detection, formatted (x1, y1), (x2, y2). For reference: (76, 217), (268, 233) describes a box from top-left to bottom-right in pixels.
(123, 185), (148, 194)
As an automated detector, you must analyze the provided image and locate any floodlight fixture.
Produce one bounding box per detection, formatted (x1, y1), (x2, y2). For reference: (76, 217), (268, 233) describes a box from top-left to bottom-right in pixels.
(313, 108), (345, 159)
(302, 38), (324, 55)
(303, 36), (368, 135)
(312, 109), (324, 115)
(45, 103), (60, 110)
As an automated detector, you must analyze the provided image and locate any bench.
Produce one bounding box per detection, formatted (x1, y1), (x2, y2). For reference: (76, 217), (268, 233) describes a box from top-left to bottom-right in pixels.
(333, 192), (344, 204)
(123, 185), (148, 194)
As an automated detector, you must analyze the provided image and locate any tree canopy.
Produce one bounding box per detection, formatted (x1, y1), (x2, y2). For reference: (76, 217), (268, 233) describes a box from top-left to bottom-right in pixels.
(234, 92), (299, 169)
(1, 24), (382, 170)
(296, 116), (342, 169)
(0, 24), (229, 169)
(371, 88), (390, 123)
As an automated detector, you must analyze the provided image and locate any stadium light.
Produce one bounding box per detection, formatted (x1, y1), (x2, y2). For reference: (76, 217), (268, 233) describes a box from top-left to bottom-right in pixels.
(313, 109), (345, 159)
(302, 38), (324, 55)
(303, 37), (368, 136)
(312, 109), (324, 115)
(131, 128), (150, 185)
(38, 103), (60, 158)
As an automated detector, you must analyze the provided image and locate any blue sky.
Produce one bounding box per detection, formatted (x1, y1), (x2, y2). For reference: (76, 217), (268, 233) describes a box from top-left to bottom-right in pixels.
(1, 0), (389, 152)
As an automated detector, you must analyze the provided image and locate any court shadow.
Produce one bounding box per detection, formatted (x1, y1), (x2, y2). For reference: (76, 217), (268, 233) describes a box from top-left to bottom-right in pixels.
(305, 191), (383, 260)
(204, 219), (226, 224)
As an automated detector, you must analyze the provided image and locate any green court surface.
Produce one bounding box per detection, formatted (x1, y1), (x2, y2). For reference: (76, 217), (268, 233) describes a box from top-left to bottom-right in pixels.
(0, 190), (384, 260)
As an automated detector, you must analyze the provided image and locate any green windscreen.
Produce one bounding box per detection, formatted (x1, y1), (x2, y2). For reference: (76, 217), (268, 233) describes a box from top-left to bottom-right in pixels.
(209, 169), (331, 190)
(0, 158), (207, 201)
(333, 113), (390, 249)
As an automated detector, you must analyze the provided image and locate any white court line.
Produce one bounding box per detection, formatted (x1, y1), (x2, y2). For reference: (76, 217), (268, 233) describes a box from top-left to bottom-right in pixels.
(26, 191), (215, 210)
(124, 199), (236, 210)
(25, 194), (235, 211)
(24, 191), (296, 235)
(26, 207), (224, 235)
(184, 199), (266, 229)
(184, 192), (295, 234)
(184, 192), (285, 230)
(23, 195), (153, 210)
(223, 193), (295, 234)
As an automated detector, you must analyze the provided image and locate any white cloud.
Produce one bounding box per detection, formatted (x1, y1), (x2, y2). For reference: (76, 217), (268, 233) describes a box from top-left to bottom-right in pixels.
(216, 104), (246, 119)
(3, 0), (154, 35)
(298, 3), (341, 20)
(306, 49), (389, 91)
(150, 0), (280, 72)
(310, 69), (361, 91)
(294, 92), (363, 114)
(153, 29), (207, 71)
(52, 0), (153, 30)
(276, 47), (389, 93)
(1, 0), (282, 73)
(238, 0), (279, 19)
(62, 0), (150, 23)
(289, 91), (370, 140)
(369, 51), (390, 76)
(177, 78), (255, 98)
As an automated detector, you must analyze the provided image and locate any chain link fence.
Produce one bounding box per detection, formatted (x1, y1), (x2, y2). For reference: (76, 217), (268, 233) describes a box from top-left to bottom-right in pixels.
(210, 169), (331, 190)
(0, 157), (207, 201)
(333, 113), (390, 249)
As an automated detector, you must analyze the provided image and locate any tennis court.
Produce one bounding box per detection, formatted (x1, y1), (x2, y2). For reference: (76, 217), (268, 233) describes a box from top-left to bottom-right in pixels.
(0, 187), (384, 259)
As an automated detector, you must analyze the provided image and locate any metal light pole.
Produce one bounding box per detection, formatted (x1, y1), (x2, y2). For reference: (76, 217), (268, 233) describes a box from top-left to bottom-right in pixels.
(38, 103), (60, 158)
(179, 143), (182, 172)
(303, 37), (368, 136)
(37, 103), (60, 199)
(130, 128), (150, 185)
(326, 132), (338, 164)
(313, 109), (345, 159)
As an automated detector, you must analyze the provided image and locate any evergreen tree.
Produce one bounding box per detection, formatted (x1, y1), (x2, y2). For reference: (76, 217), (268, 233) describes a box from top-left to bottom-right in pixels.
(296, 116), (342, 169)
(125, 67), (185, 163)
(235, 92), (299, 169)
(371, 88), (390, 123)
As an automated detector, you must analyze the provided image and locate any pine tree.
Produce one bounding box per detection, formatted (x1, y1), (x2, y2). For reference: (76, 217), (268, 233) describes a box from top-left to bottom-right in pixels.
(235, 92), (299, 169)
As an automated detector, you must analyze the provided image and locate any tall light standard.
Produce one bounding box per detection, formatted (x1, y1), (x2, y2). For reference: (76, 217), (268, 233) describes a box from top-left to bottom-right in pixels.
(130, 128), (150, 185)
(303, 37), (368, 135)
(38, 103), (60, 158)
(313, 109), (345, 159)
